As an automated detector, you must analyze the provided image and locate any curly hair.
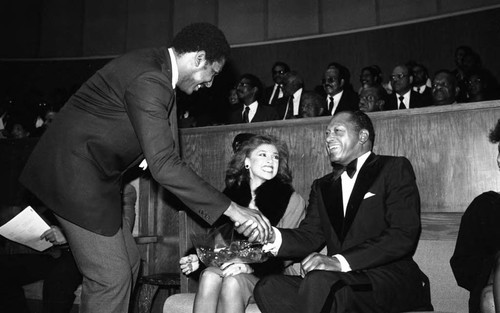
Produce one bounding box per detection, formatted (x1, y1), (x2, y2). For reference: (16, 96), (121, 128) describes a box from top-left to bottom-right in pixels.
(172, 23), (230, 64)
(489, 119), (500, 143)
(225, 134), (292, 189)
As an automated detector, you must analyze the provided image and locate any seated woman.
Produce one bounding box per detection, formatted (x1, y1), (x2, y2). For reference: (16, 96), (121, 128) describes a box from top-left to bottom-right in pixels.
(450, 118), (500, 313)
(179, 134), (306, 313)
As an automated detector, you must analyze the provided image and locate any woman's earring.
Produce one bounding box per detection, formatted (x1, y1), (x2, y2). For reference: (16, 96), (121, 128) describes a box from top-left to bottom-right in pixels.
(245, 164), (250, 169)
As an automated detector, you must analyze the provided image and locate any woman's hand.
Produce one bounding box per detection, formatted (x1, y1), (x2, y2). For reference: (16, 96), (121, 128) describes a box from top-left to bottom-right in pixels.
(40, 226), (67, 245)
(179, 254), (199, 275)
(220, 262), (253, 277)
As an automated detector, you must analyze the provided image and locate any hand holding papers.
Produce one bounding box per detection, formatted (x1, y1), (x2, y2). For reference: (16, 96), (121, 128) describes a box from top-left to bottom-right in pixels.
(0, 206), (53, 251)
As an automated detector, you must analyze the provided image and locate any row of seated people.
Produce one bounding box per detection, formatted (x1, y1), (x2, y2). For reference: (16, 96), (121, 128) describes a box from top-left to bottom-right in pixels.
(176, 114), (500, 313)
(176, 44), (499, 127)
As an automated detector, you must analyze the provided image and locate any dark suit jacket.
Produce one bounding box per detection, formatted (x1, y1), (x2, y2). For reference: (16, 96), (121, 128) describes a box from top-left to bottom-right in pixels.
(384, 90), (428, 110)
(331, 89), (359, 114)
(277, 154), (431, 312)
(263, 84), (282, 106)
(20, 47), (230, 235)
(228, 103), (279, 124)
(415, 86), (433, 107)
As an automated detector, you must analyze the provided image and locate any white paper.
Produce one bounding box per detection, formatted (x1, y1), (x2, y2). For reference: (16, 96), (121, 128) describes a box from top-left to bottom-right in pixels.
(0, 206), (53, 251)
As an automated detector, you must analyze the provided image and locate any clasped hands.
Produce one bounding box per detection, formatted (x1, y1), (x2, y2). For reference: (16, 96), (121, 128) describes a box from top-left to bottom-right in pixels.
(225, 202), (274, 243)
(300, 252), (342, 277)
(179, 254), (253, 277)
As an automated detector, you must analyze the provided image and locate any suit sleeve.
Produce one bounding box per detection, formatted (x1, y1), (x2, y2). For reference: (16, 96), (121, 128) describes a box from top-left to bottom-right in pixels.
(278, 180), (328, 257)
(342, 157), (421, 270)
(124, 72), (230, 225)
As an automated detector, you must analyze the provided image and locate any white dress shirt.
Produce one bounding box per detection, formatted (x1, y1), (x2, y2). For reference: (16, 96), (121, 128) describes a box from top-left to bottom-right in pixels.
(268, 83), (284, 104)
(396, 90), (411, 109)
(326, 90), (344, 115)
(242, 101), (258, 122)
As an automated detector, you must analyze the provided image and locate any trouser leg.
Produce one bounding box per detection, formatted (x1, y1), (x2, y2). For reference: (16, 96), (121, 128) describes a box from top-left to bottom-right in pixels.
(56, 215), (140, 313)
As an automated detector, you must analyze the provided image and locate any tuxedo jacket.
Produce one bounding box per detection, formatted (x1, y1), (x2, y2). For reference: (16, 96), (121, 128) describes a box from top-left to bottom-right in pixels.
(277, 154), (431, 311)
(263, 84), (282, 106)
(384, 90), (429, 110)
(228, 103), (279, 124)
(20, 47), (230, 236)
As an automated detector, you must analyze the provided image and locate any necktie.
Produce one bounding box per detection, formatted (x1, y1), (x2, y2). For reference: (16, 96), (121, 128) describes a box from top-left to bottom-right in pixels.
(285, 96), (294, 119)
(332, 158), (358, 180)
(243, 106), (250, 123)
(328, 96), (334, 115)
(398, 95), (406, 110)
(270, 85), (281, 105)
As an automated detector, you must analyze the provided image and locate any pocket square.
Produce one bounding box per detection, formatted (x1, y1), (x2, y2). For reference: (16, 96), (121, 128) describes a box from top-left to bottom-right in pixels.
(363, 192), (375, 199)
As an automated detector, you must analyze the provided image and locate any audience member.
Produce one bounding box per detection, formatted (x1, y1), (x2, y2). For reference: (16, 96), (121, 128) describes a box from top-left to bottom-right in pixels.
(384, 64), (427, 110)
(298, 91), (327, 118)
(358, 85), (386, 112)
(465, 68), (499, 103)
(0, 207), (83, 313)
(253, 110), (433, 313)
(228, 74), (279, 124)
(432, 70), (460, 106)
(179, 134), (306, 313)
(228, 88), (240, 106)
(450, 118), (500, 313)
(410, 62), (433, 106)
(452, 45), (478, 103)
(3, 112), (34, 139)
(276, 71), (304, 120)
(263, 62), (290, 106)
(358, 65), (385, 94)
(322, 62), (359, 115)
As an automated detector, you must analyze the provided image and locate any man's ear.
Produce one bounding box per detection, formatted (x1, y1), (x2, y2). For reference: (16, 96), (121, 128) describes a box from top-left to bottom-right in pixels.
(409, 75), (414, 85)
(194, 51), (207, 67)
(359, 129), (369, 144)
(340, 78), (345, 88)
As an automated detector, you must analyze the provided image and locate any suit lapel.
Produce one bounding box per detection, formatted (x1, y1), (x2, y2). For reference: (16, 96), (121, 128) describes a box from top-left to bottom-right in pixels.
(342, 154), (384, 238)
(321, 175), (345, 241)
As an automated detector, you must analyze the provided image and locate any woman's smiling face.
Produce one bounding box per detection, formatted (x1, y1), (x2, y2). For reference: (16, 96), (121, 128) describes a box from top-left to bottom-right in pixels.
(245, 144), (279, 187)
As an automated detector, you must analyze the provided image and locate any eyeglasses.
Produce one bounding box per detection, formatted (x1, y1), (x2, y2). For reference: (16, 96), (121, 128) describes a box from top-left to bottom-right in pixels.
(359, 95), (376, 102)
(237, 82), (252, 88)
(273, 70), (286, 75)
(322, 77), (338, 85)
(390, 73), (409, 81)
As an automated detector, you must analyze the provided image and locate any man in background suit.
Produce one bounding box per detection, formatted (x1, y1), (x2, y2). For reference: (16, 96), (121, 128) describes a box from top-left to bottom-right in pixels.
(228, 73), (279, 124)
(253, 111), (433, 313)
(275, 71), (304, 119)
(411, 62), (433, 106)
(263, 61), (290, 106)
(19, 23), (272, 313)
(384, 64), (428, 110)
(322, 62), (359, 115)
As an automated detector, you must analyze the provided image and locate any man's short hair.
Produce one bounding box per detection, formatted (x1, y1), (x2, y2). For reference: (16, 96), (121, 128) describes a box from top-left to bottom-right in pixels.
(327, 62), (350, 83)
(271, 61), (290, 73)
(433, 69), (457, 87)
(239, 73), (263, 100)
(172, 23), (230, 64)
(344, 110), (376, 144)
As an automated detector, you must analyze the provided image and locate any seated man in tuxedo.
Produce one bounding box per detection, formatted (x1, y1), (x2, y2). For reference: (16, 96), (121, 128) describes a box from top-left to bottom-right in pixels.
(263, 61), (290, 106)
(275, 71), (305, 120)
(252, 110), (433, 313)
(228, 73), (279, 124)
(322, 62), (359, 116)
(431, 70), (461, 106)
(384, 64), (427, 110)
(410, 62), (433, 106)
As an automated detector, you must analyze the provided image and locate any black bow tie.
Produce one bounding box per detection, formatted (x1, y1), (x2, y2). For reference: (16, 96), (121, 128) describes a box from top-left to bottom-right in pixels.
(332, 159), (358, 179)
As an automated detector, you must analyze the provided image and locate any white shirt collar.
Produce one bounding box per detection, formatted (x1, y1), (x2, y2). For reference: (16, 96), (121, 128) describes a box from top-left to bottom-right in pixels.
(327, 90), (344, 115)
(292, 88), (303, 116)
(244, 101), (259, 122)
(396, 90), (411, 109)
(168, 48), (179, 89)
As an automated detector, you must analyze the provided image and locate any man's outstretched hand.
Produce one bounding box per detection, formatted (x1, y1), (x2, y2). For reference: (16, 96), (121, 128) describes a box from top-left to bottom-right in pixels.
(224, 201), (272, 243)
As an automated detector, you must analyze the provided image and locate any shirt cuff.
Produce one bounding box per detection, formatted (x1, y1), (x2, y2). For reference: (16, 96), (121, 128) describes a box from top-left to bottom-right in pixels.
(262, 227), (282, 256)
(333, 254), (352, 272)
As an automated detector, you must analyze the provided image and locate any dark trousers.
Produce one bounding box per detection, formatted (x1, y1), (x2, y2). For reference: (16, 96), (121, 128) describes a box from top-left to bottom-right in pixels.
(0, 250), (82, 313)
(254, 270), (383, 313)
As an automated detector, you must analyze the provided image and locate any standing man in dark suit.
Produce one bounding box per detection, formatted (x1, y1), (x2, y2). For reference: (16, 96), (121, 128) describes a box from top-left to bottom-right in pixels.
(322, 62), (359, 116)
(19, 23), (272, 313)
(253, 111), (433, 313)
(228, 73), (279, 124)
(263, 61), (290, 106)
(384, 64), (427, 110)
